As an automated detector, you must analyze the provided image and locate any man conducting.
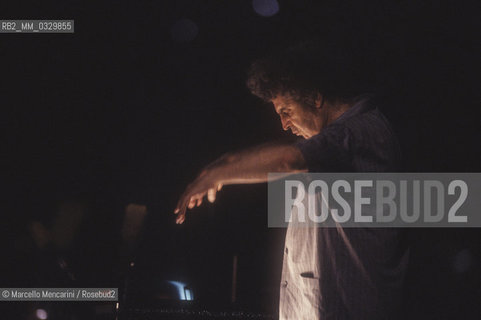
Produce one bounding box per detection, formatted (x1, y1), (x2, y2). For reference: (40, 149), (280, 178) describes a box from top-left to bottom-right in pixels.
(174, 43), (409, 319)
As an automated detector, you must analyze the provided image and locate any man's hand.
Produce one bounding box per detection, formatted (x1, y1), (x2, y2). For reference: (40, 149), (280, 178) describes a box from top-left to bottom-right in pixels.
(174, 169), (223, 224)
(173, 144), (306, 224)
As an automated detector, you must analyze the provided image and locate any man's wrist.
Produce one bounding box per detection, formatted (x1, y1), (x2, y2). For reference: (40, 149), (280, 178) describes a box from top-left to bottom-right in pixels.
(205, 166), (224, 187)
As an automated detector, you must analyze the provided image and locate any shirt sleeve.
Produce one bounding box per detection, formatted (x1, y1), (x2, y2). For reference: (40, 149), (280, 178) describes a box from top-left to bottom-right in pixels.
(295, 124), (353, 173)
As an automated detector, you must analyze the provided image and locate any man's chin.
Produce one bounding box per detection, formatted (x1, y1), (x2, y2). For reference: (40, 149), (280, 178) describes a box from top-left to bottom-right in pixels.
(290, 129), (306, 138)
(300, 133), (311, 139)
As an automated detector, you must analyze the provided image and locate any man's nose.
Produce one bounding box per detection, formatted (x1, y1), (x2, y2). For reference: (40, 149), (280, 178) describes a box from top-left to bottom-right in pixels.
(281, 118), (289, 131)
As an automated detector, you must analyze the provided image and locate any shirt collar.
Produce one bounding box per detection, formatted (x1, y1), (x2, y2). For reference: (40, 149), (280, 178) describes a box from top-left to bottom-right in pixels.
(333, 94), (374, 124)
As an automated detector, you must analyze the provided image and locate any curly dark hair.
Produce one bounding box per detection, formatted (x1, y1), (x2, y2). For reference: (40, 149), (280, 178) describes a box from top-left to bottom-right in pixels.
(246, 42), (364, 108)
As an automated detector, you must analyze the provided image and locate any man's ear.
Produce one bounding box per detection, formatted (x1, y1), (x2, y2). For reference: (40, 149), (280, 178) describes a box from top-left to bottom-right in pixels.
(315, 93), (324, 109)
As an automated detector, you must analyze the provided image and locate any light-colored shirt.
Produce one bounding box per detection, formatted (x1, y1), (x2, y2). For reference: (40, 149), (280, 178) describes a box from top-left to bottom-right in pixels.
(279, 97), (409, 319)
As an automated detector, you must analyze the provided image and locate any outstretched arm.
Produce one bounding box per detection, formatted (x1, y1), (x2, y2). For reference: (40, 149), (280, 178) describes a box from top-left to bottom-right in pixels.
(174, 143), (306, 224)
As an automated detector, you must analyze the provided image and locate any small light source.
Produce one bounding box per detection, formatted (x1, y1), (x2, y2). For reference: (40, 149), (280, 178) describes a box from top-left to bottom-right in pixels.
(167, 281), (194, 301)
(184, 286), (194, 301)
(116, 302), (120, 310)
(252, 0), (280, 17)
(36, 309), (48, 320)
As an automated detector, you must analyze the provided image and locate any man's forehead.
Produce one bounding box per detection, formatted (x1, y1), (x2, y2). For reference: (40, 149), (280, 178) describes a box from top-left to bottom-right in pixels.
(271, 95), (291, 104)
(271, 95), (292, 112)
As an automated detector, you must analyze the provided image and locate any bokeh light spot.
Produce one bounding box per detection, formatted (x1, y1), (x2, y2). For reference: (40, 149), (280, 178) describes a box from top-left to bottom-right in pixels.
(252, 0), (280, 17)
(36, 309), (48, 320)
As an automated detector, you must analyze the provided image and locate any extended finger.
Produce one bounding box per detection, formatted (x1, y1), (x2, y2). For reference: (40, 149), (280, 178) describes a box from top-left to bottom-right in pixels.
(175, 192), (190, 215)
(176, 210), (186, 224)
(174, 200), (183, 214)
(175, 199), (187, 223)
(175, 193), (186, 214)
(207, 188), (216, 203)
(188, 197), (196, 209)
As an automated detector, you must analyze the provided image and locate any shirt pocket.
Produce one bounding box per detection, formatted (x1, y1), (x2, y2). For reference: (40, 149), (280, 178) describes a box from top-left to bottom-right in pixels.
(298, 272), (323, 316)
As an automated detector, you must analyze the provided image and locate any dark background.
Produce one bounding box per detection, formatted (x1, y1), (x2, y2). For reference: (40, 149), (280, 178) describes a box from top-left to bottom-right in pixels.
(1, 1), (480, 319)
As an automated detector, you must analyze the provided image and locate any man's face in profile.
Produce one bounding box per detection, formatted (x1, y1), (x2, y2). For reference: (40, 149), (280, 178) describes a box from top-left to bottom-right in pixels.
(271, 94), (320, 139)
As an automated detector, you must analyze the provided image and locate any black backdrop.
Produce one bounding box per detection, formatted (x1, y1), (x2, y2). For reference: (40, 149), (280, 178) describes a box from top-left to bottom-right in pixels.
(2, 1), (480, 319)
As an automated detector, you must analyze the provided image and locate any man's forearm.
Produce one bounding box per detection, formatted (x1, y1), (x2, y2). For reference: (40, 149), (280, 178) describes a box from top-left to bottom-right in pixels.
(174, 143), (307, 223)
(209, 143), (307, 185)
